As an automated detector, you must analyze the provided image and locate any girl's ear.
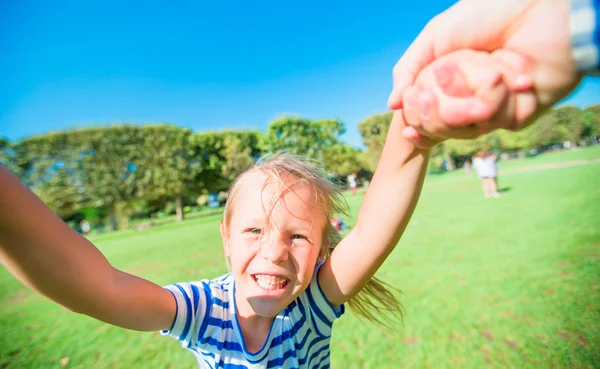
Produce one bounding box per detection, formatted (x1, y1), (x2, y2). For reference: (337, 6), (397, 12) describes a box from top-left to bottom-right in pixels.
(318, 239), (330, 262)
(220, 222), (230, 257)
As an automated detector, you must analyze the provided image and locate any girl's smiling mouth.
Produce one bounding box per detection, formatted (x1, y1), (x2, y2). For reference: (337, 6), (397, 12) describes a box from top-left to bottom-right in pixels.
(251, 274), (290, 290)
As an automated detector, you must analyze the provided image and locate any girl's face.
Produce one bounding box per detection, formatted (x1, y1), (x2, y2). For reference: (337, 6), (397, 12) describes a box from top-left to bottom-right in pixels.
(222, 173), (327, 318)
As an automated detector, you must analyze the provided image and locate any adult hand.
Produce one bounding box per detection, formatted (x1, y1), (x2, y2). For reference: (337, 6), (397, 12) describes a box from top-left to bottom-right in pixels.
(389, 0), (583, 130)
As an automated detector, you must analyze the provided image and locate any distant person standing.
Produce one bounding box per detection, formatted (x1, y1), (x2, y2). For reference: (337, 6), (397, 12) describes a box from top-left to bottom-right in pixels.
(463, 159), (472, 176)
(80, 220), (91, 234)
(488, 151), (500, 190)
(347, 173), (357, 196)
(472, 151), (499, 198)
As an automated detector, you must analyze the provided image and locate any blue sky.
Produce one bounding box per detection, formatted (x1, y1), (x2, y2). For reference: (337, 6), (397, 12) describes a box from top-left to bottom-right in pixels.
(1, 0), (598, 148)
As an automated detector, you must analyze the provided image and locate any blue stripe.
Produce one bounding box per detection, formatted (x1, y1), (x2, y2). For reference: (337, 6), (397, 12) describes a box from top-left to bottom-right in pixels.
(198, 356), (213, 369)
(266, 346), (298, 368)
(295, 325), (311, 350)
(304, 340), (330, 366)
(298, 335), (328, 365)
(213, 297), (229, 308)
(270, 313), (306, 348)
(207, 316), (234, 329)
(305, 285), (331, 334)
(284, 300), (295, 315)
(161, 289), (178, 334)
(216, 274), (230, 285)
(196, 281), (212, 343)
(193, 347), (215, 360)
(312, 346), (331, 369)
(174, 284), (193, 342)
(164, 274), (336, 368)
(200, 335), (244, 352)
(191, 283), (199, 314)
(191, 346), (216, 369)
(297, 294), (322, 337)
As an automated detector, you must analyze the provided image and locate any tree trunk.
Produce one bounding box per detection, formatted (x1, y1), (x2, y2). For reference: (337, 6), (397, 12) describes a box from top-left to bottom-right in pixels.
(175, 195), (184, 222)
(109, 204), (118, 231)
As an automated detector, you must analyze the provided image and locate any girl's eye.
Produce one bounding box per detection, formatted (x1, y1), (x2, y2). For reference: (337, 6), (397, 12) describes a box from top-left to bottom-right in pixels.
(291, 234), (308, 241)
(246, 228), (261, 235)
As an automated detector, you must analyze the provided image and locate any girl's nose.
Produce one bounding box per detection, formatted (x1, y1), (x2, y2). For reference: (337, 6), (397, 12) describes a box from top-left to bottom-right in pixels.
(259, 238), (289, 263)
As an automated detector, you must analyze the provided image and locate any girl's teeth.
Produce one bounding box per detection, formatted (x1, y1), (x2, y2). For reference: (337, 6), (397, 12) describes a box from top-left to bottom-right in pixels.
(254, 274), (288, 290)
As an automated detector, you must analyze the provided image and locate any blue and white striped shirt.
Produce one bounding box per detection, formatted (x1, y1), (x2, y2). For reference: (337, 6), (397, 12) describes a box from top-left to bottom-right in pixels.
(571, 0), (600, 72)
(160, 262), (345, 369)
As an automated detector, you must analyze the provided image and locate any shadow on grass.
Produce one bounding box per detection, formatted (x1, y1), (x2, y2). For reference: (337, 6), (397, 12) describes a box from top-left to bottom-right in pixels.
(498, 186), (512, 193)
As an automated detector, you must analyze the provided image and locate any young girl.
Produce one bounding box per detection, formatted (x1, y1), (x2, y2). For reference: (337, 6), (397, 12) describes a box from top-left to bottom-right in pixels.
(0, 48), (526, 368)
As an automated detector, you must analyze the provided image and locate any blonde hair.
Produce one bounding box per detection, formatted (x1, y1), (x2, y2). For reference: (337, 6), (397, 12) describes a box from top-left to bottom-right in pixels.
(221, 152), (403, 327)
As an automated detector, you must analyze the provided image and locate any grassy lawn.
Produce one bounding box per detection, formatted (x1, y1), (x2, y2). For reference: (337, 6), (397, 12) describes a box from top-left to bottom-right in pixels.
(1, 147), (599, 368)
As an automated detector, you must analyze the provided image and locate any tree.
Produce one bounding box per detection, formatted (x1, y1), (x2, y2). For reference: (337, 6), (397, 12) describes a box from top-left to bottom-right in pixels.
(194, 129), (266, 193)
(357, 112), (393, 171)
(135, 124), (200, 222)
(495, 129), (530, 151)
(554, 105), (588, 144)
(444, 136), (487, 157)
(12, 132), (88, 218)
(192, 131), (235, 194)
(0, 137), (20, 177)
(583, 104), (600, 142)
(529, 109), (565, 148)
(220, 133), (255, 183)
(264, 116), (345, 160)
(73, 126), (145, 230)
(322, 143), (363, 176)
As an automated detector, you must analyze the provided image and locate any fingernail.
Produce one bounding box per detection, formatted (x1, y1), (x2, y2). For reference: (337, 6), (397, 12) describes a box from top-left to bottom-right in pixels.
(387, 89), (400, 107)
(389, 80), (410, 107)
(402, 126), (421, 139)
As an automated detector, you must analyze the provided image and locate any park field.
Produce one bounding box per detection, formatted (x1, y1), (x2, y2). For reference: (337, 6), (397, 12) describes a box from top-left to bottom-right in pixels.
(1, 146), (599, 368)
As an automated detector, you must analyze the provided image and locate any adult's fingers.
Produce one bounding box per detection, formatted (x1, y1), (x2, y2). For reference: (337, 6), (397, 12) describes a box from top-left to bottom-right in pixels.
(401, 86), (423, 131)
(388, 1), (489, 109)
(401, 88), (440, 148)
(402, 89), (482, 143)
(388, 23), (436, 110)
(435, 94), (493, 126)
(432, 60), (473, 97)
(491, 49), (534, 91)
(388, 0), (528, 110)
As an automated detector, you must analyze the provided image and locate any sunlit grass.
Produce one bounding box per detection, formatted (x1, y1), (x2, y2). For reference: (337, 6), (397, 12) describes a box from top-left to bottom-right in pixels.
(1, 147), (599, 368)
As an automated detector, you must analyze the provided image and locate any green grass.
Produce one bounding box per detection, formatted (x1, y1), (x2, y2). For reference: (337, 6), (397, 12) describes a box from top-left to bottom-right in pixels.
(498, 145), (600, 171)
(1, 147), (599, 369)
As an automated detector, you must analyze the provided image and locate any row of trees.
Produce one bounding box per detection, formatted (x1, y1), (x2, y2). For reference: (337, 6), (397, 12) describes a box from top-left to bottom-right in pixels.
(359, 104), (600, 171)
(1, 104), (598, 230)
(1, 117), (364, 230)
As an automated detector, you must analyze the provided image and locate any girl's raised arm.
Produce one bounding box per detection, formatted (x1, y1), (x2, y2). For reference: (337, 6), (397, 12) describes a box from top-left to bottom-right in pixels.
(318, 111), (429, 306)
